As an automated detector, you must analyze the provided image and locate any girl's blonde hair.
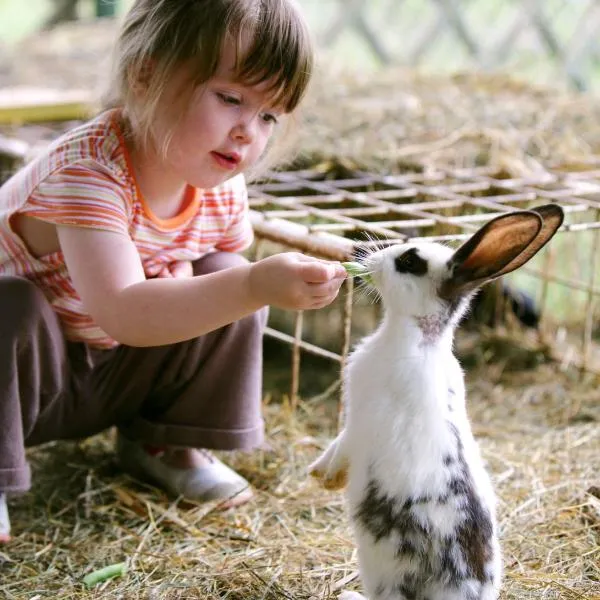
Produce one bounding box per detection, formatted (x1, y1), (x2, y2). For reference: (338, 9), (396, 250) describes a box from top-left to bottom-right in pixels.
(103, 0), (314, 170)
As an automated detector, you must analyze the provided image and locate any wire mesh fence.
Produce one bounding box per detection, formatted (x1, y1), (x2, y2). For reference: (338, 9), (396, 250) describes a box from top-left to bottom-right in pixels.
(248, 160), (600, 401)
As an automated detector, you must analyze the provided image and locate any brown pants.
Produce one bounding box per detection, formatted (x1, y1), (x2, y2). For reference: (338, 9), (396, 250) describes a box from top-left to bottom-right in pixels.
(0, 252), (268, 494)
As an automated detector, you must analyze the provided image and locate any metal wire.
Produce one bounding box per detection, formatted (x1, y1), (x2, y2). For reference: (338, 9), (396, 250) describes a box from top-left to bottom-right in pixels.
(249, 162), (600, 377)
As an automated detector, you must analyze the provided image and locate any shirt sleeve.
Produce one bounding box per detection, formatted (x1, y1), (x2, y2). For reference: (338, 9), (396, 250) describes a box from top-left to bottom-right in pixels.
(22, 160), (130, 236)
(215, 174), (254, 252)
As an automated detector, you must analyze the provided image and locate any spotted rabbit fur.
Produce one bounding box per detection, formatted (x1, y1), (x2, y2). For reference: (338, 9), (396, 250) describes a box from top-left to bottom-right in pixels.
(310, 205), (564, 600)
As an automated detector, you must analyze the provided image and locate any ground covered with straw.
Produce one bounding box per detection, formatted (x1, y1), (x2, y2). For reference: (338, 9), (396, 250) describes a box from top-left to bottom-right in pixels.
(1, 343), (598, 599)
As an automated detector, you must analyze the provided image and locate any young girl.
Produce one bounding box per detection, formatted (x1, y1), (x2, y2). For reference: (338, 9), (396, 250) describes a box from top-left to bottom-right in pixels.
(0, 0), (347, 543)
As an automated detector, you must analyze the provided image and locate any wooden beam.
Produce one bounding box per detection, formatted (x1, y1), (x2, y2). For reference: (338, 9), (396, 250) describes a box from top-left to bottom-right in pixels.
(0, 88), (96, 125)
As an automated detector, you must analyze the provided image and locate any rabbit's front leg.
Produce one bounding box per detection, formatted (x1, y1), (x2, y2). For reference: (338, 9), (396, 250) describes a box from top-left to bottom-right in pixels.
(308, 430), (350, 490)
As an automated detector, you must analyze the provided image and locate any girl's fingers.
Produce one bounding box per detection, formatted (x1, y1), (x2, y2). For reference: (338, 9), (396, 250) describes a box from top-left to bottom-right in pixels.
(299, 261), (347, 283)
(308, 279), (345, 296)
(156, 262), (193, 279)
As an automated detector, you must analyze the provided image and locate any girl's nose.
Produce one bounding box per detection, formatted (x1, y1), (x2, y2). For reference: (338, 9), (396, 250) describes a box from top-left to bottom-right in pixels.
(231, 116), (257, 144)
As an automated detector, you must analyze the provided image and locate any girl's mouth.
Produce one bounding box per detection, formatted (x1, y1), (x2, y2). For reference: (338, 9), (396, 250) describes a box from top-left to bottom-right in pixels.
(211, 151), (241, 170)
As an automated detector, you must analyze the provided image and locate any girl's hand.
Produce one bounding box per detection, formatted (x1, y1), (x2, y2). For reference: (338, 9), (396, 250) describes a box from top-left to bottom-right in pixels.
(157, 261), (194, 279)
(248, 252), (347, 310)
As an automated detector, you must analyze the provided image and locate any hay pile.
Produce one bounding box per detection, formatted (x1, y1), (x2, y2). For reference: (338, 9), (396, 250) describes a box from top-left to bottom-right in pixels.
(4, 20), (600, 178)
(292, 66), (600, 176)
(1, 356), (598, 599)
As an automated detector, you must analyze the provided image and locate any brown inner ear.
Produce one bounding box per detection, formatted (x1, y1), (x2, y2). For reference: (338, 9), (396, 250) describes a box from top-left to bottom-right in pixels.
(490, 204), (564, 277)
(441, 212), (542, 300)
(459, 215), (543, 280)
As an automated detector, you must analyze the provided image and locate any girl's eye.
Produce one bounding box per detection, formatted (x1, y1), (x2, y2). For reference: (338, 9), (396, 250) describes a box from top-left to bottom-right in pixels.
(217, 92), (241, 106)
(261, 112), (279, 125)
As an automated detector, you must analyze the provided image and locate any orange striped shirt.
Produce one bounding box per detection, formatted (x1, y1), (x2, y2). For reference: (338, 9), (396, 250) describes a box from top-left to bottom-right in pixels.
(0, 109), (254, 348)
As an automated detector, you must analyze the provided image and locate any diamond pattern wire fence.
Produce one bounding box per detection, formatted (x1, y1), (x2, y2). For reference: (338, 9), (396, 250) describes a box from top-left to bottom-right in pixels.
(303, 0), (600, 92)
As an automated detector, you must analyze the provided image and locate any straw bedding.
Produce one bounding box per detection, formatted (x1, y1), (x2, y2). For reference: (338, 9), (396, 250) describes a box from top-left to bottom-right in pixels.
(0, 350), (598, 599)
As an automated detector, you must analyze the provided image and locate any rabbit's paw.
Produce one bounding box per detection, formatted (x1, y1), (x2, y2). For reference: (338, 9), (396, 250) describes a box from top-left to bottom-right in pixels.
(309, 462), (348, 490)
(308, 457), (348, 490)
(308, 452), (329, 478)
(308, 454), (348, 490)
(308, 434), (349, 490)
(323, 467), (348, 490)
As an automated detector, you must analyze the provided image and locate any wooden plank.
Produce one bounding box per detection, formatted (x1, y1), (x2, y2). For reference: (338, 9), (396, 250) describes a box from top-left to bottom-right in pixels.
(0, 88), (96, 125)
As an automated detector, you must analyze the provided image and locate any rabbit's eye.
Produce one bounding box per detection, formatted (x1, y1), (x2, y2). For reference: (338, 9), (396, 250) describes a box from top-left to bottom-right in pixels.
(395, 248), (428, 276)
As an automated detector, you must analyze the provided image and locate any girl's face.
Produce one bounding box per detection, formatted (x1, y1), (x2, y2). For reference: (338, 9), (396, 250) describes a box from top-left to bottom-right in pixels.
(156, 43), (284, 189)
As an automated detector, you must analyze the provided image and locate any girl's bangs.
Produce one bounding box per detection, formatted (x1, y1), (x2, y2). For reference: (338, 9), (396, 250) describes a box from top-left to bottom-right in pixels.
(232, 8), (313, 112)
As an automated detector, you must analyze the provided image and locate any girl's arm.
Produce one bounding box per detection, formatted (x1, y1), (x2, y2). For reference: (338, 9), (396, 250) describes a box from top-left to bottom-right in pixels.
(57, 225), (346, 347)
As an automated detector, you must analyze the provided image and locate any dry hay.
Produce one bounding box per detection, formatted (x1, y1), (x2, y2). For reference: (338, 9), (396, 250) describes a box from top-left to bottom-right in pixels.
(290, 67), (600, 177)
(4, 20), (600, 179)
(0, 353), (598, 600)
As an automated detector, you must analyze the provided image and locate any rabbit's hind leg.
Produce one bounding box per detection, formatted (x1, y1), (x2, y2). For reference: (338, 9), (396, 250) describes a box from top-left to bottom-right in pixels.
(339, 592), (367, 600)
(425, 580), (497, 600)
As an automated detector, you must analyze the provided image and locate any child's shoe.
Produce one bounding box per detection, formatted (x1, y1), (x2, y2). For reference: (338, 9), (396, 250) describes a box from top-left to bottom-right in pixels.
(0, 493), (10, 543)
(116, 434), (252, 507)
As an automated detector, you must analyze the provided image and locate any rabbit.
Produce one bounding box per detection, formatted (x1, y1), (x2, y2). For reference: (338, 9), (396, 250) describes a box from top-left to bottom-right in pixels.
(309, 204), (564, 600)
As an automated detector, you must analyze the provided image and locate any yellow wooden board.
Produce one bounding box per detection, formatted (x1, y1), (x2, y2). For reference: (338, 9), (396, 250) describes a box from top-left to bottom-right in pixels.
(0, 87), (97, 124)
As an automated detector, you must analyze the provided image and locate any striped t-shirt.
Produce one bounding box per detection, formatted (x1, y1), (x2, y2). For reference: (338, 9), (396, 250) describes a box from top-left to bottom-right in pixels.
(0, 109), (254, 348)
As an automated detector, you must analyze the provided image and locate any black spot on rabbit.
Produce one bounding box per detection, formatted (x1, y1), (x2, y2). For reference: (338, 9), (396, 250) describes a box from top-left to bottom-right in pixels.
(355, 480), (432, 544)
(395, 247), (428, 276)
(395, 583), (417, 600)
(444, 421), (495, 583)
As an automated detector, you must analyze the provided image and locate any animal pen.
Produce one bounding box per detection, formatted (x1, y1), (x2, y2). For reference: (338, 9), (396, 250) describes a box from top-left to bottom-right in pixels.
(0, 2), (599, 599)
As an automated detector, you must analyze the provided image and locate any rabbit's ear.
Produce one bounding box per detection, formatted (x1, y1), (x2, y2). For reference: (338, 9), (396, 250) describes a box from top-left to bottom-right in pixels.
(492, 204), (564, 276)
(440, 205), (562, 300)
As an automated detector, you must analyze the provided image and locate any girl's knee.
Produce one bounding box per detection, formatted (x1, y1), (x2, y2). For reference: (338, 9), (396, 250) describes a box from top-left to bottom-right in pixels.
(0, 277), (53, 335)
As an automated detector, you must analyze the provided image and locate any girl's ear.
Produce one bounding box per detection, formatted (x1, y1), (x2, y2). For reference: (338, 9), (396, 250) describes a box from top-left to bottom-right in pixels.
(128, 59), (156, 94)
(440, 204), (564, 301)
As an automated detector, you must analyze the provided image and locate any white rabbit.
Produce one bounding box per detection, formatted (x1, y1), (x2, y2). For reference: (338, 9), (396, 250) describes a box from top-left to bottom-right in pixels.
(310, 205), (564, 600)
